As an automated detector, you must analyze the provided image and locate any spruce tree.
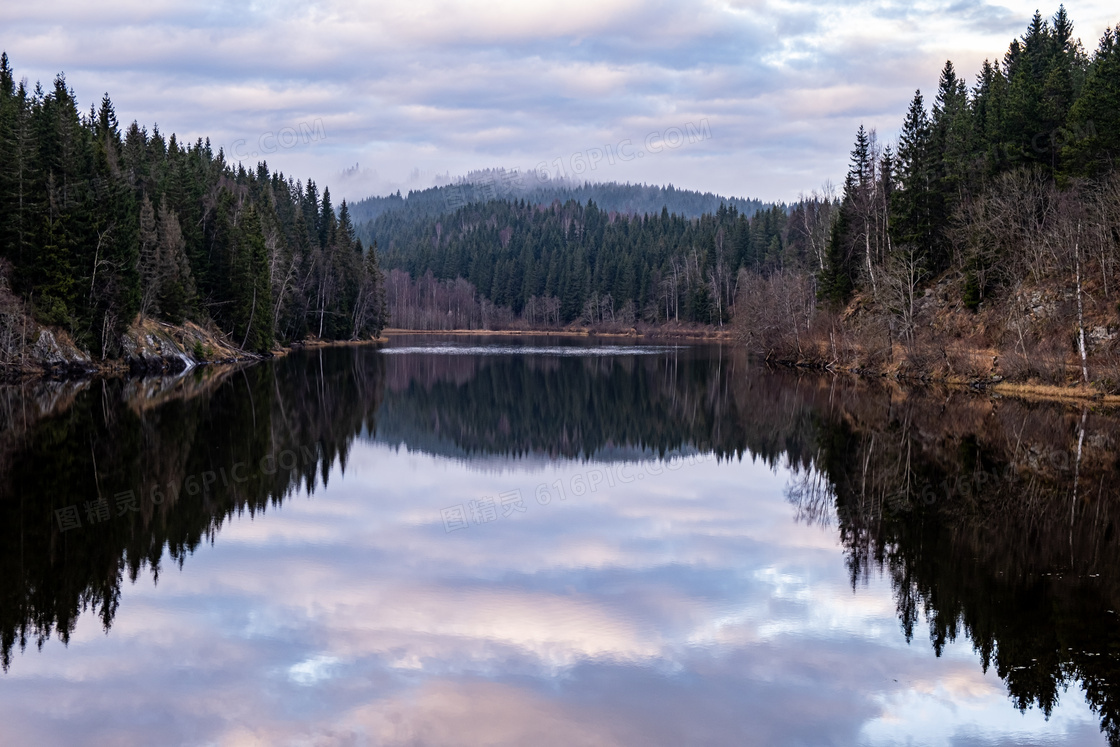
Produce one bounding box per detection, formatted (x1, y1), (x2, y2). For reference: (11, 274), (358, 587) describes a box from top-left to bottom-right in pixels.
(1063, 24), (1120, 177)
(156, 197), (194, 323)
(932, 60), (973, 213)
(232, 206), (273, 353)
(819, 199), (855, 304)
(137, 193), (159, 317)
(893, 91), (937, 264)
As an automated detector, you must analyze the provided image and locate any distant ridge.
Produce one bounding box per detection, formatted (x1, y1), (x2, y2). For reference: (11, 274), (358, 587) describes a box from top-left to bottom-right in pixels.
(348, 171), (772, 230)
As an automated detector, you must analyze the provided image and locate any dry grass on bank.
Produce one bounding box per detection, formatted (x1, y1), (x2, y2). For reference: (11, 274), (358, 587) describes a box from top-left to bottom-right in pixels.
(734, 268), (1120, 398)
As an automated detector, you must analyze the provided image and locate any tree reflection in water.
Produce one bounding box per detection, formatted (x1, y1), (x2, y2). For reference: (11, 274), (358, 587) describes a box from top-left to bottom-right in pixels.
(0, 341), (1117, 742)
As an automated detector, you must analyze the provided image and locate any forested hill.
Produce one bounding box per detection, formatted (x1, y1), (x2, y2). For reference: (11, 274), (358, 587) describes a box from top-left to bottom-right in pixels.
(376, 198), (819, 328)
(350, 177), (770, 245)
(820, 7), (1120, 306)
(736, 8), (1120, 390)
(0, 55), (386, 361)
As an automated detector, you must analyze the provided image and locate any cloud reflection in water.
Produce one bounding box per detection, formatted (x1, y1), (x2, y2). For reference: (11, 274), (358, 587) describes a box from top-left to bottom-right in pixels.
(0, 441), (1103, 746)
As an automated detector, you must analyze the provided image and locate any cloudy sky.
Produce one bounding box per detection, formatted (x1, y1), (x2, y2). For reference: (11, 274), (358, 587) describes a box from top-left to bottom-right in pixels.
(2, 1), (1118, 203)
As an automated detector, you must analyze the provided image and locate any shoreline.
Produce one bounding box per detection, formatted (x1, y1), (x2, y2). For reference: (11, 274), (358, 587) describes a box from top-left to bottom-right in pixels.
(5, 324), (1118, 408)
(769, 358), (1120, 409)
(988, 381), (1120, 406)
(379, 326), (735, 341)
(382, 329), (1120, 407)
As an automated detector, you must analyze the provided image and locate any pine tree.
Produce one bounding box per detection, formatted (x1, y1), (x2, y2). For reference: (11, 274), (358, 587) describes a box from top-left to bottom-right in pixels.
(352, 240), (386, 338)
(232, 206), (273, 353)
(156, 197), (194, 323)
(0, 53), (21, 263)
(1063, 24), (1120, 177)
(932, 60), (973, 213)
(319, 187), (334, 249)
(86, 93), (139, 355)
(137, 193), (159, 317)
(893, 91), (938, 265)
(819, 200), (855, 304)
(971, 59), (1008, 175)
(1003, 10), (1067, 172)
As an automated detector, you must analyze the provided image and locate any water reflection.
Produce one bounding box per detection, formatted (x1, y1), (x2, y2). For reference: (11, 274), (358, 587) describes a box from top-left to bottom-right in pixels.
(0, 354), (384, 670)
(0, 338), (1115, 745)
(804, 383), (1120, 744)
(376, 339), (749, 460)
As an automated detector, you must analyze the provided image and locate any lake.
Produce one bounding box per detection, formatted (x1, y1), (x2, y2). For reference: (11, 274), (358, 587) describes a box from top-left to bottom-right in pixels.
(0, 336), (1117, 746)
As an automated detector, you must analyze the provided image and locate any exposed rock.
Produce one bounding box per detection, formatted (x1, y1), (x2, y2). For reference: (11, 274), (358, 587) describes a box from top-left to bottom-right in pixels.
(30, 329), (95, 375)
(119, 324), (193, 374)
(119, 319), (258, 374)
(1088, 325), (1116, 349)
(0, 316), (259, 381)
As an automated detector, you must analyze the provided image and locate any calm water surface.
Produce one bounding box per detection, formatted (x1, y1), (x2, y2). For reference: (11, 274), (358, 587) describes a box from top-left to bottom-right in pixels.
(0, 337), (1117, 746)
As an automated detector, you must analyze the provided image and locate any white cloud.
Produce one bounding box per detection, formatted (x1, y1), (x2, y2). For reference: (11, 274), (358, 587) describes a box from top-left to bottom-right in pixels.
(3, 1), (1118, 202)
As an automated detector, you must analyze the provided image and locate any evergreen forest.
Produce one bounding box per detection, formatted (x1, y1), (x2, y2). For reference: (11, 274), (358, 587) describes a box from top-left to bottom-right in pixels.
(0, 55), (386, 361)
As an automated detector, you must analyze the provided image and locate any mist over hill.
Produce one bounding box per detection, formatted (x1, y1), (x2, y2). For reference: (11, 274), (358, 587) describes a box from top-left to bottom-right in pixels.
(349, 172), (772, 245)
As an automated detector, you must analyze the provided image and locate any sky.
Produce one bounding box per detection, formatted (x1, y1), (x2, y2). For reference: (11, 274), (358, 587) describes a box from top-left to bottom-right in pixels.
(2, 1), (1118, 204)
